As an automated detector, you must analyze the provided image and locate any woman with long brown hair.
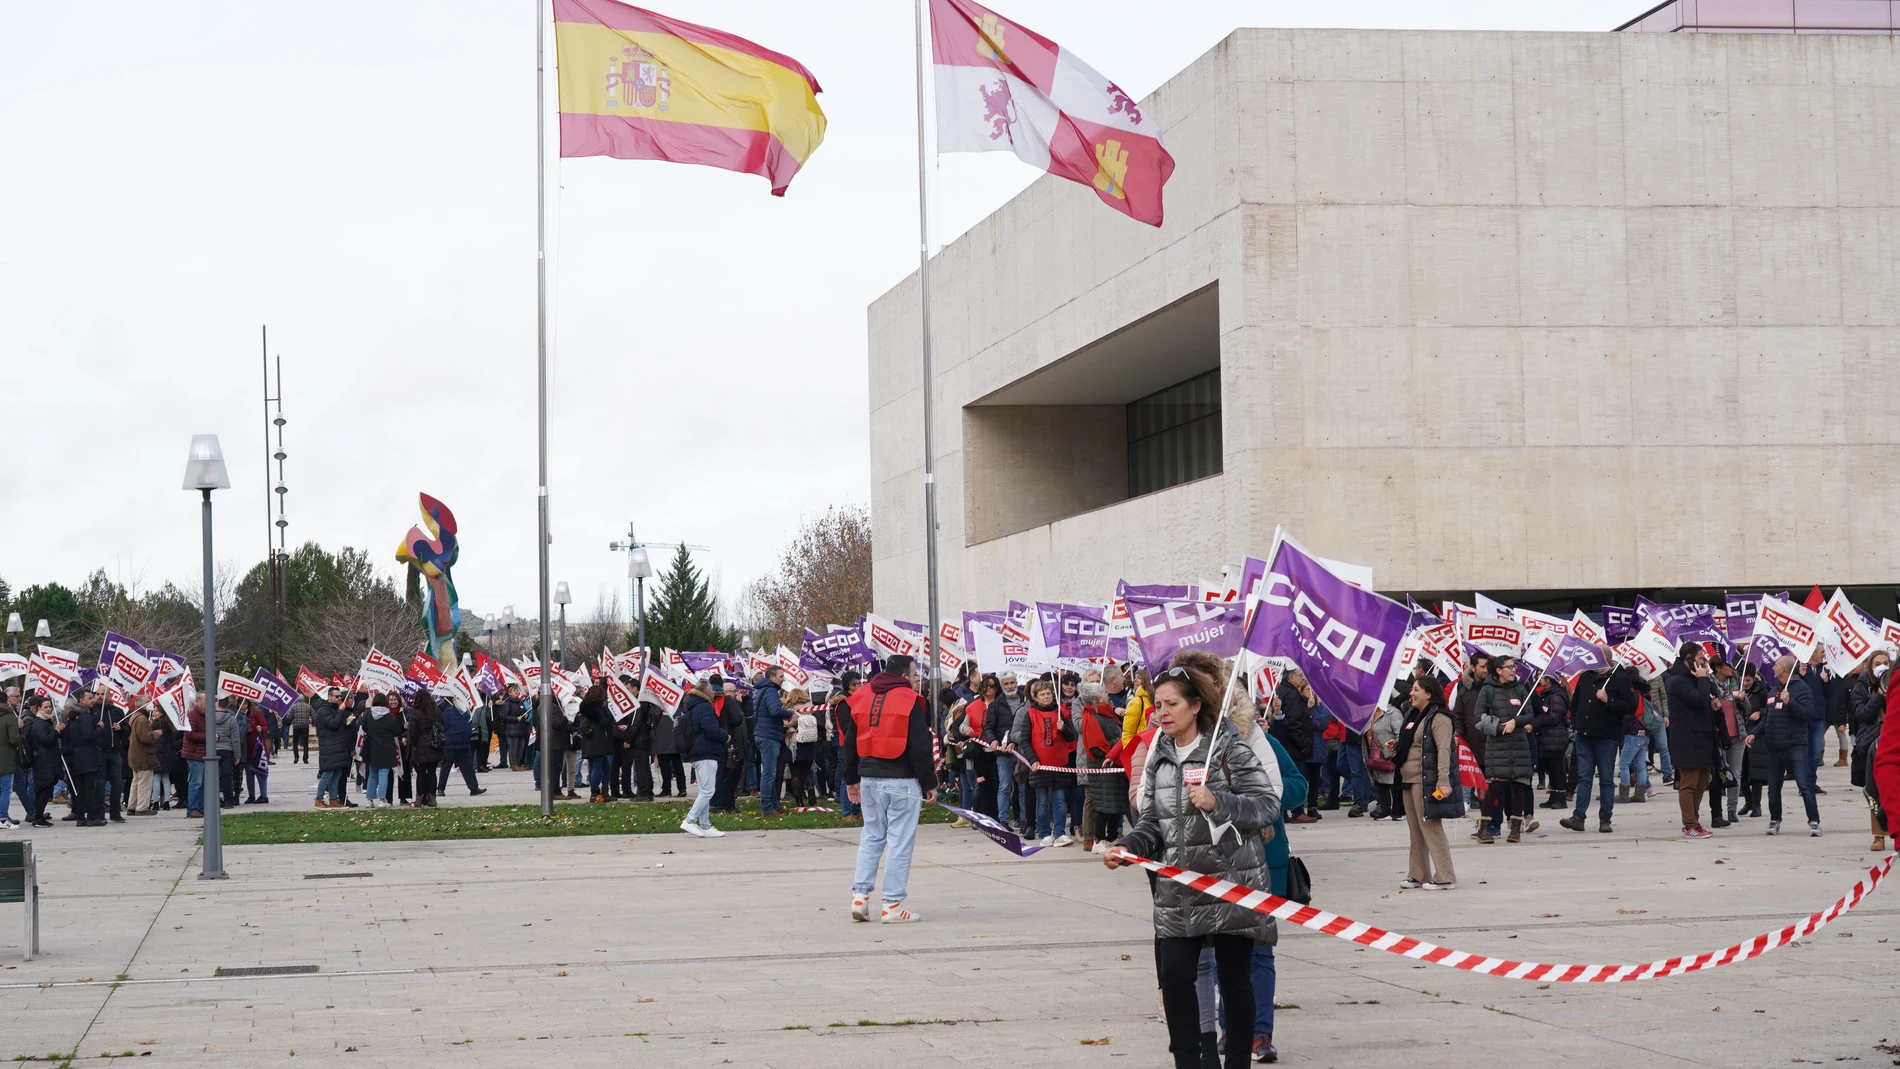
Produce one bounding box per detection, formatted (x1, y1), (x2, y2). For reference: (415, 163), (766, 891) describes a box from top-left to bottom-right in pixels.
(1105, 651), (1279, 1069)
(1398, 674), (1458, 889)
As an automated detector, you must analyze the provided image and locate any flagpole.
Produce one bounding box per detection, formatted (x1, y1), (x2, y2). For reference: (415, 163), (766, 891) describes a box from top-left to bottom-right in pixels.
(913, 0), (943, 739)
(534, 0), (555, 819)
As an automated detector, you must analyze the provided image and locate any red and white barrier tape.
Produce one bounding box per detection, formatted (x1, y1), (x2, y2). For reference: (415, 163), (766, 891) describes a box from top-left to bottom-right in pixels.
(789, 806), (834, 813)
(1107, 849), (1895, 982)
(963, 737), (1125, 776)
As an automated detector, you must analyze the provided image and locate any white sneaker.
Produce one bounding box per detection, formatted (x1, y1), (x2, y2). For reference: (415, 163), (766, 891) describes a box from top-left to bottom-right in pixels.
(1091, 841), (1109, 855)
(680, 821), (705, 837)
(1399, 877), (1423, 889)
(0, 818), (17, 829)
(1054, 835), (1075, 848)
(1422, 881), (1456, 891)
(701, 825), (726, 838)
(1039, 835), (1054, 847)
(880, 902), (921, 924)
(851, 894), (871, 922)
(1809, 822), (1822, 837)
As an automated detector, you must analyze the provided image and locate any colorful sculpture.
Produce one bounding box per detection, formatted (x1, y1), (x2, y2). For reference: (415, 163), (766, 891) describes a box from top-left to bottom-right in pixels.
(395, 493), (461, 666)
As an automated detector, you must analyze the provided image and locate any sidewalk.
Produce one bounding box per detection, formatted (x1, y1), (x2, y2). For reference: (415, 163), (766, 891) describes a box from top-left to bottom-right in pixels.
(1, 758), (1891, 1067)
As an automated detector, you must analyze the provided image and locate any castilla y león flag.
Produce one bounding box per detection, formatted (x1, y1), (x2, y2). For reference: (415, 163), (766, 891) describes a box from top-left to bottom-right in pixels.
(931, 0), (1174, 226)
(553, 0), (826, 195)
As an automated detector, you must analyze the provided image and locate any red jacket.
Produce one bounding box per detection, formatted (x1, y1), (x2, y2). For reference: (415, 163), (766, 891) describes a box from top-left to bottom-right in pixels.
(1872, 676), (1900, 825)
(182, 706), (208, 761)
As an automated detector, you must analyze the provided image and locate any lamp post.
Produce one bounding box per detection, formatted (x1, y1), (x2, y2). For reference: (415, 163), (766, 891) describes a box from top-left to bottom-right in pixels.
(502, 605), (516, 661)
(553, 582), (571, 669)
(183, 433), (231, 880)
(34, 620), (50, 641)
(5, 613), (20, 653)
(628, 548), (652, 676)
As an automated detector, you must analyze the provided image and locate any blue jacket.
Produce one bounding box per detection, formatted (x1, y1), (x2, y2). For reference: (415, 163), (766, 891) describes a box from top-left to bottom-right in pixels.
(682, 693), (729, 762)
(752, 679), (791, 742)
(441, 705), (473, 749)
(1263, 733), (1307, 897)
(1754, 672), (1821, 753)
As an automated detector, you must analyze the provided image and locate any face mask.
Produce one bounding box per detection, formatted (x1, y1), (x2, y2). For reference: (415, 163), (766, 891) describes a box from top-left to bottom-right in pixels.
(1876, 664), (1890, 678)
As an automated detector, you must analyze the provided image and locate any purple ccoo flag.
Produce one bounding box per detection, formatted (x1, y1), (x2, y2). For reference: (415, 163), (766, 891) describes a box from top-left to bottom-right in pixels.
(98, 631), (147, 674)
(1122, 595), (1245, 676)
(1242, 533), (1411, 734)
(252, 668), (298, 716)
(1544, 634), (1611, 678)
(1602, 606), (1638, 645)
(1038, 602), (1109, 660)
(938, 801), (1047, 857)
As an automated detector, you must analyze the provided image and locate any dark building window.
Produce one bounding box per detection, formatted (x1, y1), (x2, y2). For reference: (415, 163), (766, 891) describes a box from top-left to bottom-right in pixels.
(1126, 370), (1222, 498)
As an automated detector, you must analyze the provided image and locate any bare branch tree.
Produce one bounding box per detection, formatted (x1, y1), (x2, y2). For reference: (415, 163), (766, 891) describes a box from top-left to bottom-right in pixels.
(744, 503), (873, 650)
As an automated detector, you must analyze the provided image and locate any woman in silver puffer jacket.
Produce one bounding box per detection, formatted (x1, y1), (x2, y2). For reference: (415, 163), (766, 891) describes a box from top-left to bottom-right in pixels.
(1107, 651), (1280, 1069)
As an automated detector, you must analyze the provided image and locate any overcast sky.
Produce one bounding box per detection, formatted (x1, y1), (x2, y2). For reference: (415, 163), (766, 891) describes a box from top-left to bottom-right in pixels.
(0, 0), (1638, 630)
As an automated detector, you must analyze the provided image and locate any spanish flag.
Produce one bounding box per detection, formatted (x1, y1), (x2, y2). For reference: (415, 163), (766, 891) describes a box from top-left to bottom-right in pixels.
(555, 0), (826, 195)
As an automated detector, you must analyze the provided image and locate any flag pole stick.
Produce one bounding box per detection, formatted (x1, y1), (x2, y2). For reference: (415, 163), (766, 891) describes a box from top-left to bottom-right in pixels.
(533, 0), (555, 819)
(913, 0), (944, 744)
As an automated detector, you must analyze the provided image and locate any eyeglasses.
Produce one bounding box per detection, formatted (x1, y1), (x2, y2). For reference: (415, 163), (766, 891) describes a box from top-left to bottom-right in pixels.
(1156, 666), (1192, 682)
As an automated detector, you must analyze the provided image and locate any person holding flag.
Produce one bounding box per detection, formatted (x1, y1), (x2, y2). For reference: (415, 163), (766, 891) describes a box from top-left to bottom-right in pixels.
(1749, 654), (1823, 836)
(1396, 674), (1460, 890)
(1103, 651), (1277, 1069)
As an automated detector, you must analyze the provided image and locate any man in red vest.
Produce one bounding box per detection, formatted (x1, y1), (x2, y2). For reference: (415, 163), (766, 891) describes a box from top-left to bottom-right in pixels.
(843, 654), (937, 924)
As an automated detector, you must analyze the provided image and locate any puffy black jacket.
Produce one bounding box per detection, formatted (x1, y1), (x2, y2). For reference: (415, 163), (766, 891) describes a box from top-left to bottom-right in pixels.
(579, 696), (616, 759)
(1269, 682), (1312, 762)
(499, 697), (530, 738)
(1475, 680), (1535, 781)
(1753, 674), (1820, 752)
(1663, 663), (1722, 770)
(1532, 681), (1570, 756)
(406, 705), (444, 765)
(313, 696), (361, 773)
(22, 714), (61, 773)
(359, 709), (404, 768)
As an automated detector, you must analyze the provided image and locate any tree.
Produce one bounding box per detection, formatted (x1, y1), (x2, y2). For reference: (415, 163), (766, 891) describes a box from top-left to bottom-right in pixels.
(644, 545), (724, 652)
(743, 504), (873, 650)
(12, 582), (86, 648)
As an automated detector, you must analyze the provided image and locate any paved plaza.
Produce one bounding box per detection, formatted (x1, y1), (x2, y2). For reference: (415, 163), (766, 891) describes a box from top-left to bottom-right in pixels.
(2, 758), (1896, 1068)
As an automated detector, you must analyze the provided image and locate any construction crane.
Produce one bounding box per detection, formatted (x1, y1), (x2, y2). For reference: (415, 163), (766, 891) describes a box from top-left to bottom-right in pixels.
(608, 523), (710, 660)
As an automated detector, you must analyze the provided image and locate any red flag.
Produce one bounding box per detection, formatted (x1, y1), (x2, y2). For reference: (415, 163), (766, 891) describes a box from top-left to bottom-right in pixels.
(294, 666), (326, 697)
(1456, 737), (1488, 795)
(1803, 585), (1825, 612)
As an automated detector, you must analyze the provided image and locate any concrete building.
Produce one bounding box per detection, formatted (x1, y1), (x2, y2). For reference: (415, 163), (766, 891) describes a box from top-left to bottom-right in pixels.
(867, 25), (1900, 619)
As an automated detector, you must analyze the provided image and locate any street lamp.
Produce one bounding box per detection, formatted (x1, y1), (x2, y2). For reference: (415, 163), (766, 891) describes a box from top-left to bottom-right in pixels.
(5, 613), (19, 653)
(34, 620), (49, 640)
(182, 433), (230, 881)
(502, 605), (516, 661)
(628, 548), (652, 674)
(553, 582), (570, 669)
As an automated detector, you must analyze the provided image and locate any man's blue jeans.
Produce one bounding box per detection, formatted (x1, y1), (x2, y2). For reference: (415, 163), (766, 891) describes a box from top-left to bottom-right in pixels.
(1619, 735), (1651, 789)
(852, 777), (923, 903)
(1338, 742), (1370, 806)
(1035, 784), (1068, 840)
(1768, 743), (1821, 824)
(1572, 736), (1620, 821)
(1808, 720), (1828, 774)
(835, 753), (860, 817)
(756, 737), (783, 813)
(317, 770), (344, 801)
(0, 771), (11, 822)
(1654, 725), (1674, 779)
(1252, 944), (1276, 1039)
(957, 766), (977, 808)
(187, 759), (205, 812)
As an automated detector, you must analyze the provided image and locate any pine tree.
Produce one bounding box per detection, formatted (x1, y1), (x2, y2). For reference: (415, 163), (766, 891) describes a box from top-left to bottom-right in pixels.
(644, 545), (723, 652)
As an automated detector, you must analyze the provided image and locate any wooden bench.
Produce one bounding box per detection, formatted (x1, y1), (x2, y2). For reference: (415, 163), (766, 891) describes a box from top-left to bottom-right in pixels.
(0, 840), (39, 960)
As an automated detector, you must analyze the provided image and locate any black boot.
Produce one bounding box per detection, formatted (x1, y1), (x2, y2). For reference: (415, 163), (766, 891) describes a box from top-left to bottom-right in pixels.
(1198, 1029), (1220, 1069)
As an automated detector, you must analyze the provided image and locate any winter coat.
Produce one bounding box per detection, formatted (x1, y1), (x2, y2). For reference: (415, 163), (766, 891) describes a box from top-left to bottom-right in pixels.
(313, 697), (360, 773)
(0, 708), (18, 777)
(1259, 732), (1307, 896)
(182, 705), (208, 762)
(1269, 682), (1312, 763)
(1453, 673), (1486, 765)
(1852, 673), (1887, 753)
(1752, 674), (1820, 753)
(983, 690), (1025, 747)
(650, 705), (681, 755)
(360, 708), (404, 768)
(440, 704), (473, 750)
(1663, 663), (1721, 770)
(1532, 682), (1571, 756)
(22, 715), (61, 774)
(499, 697), (530, 738)
(1475, 680), (1535, 783)
(1081, 703), (1129, 816)
(752, 679), (791, 743)
(214, 704), (243, 755)
(1399, 703), (1457, 791)
(1368, 703), (1404, 785)
(128, 710), (160, 772)
(1120, 686), (1152, 743)
(60, 704), (107, 774)
(579, 696), (616, 759)
(404, 704), (443, 764)
(680, 693), (728, 763)
(1116, 727), (1280, 943)
(1570, 667), (1636, 739)
(286, 700), (313, 730)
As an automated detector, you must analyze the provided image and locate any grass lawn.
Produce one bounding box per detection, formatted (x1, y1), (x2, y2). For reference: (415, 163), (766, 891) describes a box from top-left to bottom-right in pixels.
(222, 796), (955, 845)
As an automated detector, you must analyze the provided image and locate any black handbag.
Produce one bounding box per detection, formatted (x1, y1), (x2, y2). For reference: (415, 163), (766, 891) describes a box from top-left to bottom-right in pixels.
(1715, 748), (1738, 791)
(1284, 856), (1312, 905)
